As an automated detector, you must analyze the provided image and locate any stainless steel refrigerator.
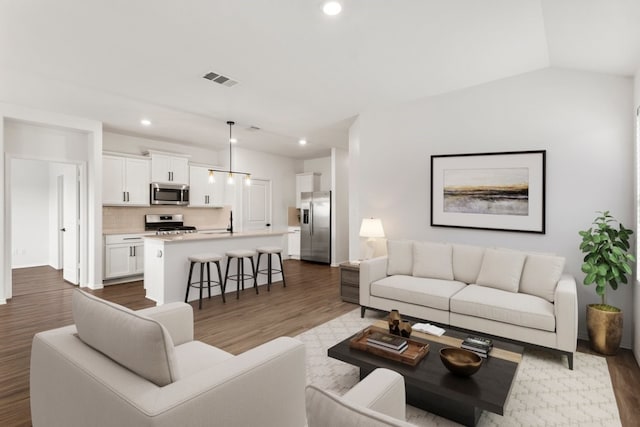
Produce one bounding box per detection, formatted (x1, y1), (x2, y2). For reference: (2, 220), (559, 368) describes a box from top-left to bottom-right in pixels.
(300, 191), (331, 264)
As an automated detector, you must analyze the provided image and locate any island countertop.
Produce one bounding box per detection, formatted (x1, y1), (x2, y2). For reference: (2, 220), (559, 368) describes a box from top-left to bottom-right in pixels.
(144, 228), (288, 243)
(143, 228), (288, 305)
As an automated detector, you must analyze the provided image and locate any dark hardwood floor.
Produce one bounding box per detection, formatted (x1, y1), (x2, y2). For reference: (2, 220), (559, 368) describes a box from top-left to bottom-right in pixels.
(1, 262), (638, 426)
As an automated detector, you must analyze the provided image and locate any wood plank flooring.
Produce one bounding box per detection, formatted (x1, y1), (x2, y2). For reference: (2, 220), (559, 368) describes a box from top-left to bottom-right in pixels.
(1, 262), (638, 426)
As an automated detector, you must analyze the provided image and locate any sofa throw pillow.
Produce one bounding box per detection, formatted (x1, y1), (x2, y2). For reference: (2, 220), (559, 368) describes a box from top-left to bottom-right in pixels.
(72, 289), (180, 387)
(520, 254), (566, 302)
(412, 242), (454, 281)
(475, 248), (526, 293)
(452, 244), (485, 284)
(387, 240), (413, 276)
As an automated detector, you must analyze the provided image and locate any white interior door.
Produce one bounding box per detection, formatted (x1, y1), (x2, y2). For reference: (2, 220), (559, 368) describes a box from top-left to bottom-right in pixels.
(243, 178), (271, 230)
(62, 166), (79, 284)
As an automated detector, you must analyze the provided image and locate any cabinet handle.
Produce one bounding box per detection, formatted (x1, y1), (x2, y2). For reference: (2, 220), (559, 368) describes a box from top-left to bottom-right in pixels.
(133, 246), (136, 257)
(129, 247), (132, 257)
(126, 192), (130, 202)
(123, 191), (126, 202)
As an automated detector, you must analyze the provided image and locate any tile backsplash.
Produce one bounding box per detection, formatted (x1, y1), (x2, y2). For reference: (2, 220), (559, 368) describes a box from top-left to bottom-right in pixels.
(103, 205), (231, 234)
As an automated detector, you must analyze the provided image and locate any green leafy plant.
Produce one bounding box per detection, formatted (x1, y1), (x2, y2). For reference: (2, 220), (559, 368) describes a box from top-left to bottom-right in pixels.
(579, 211), (635, 308)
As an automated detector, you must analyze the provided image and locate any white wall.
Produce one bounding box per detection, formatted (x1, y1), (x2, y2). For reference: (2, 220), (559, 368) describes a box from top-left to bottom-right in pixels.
(304, 157), (331, 191)
(103, 131), (220, 166)
(351, 68), (635, 347)
(11, 159), (50, 268)
(332, 148), (349, 265)
(634, 67), (640, 362)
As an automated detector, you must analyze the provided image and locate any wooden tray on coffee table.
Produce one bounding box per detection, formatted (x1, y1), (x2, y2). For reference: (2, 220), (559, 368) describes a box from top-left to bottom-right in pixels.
(349, 326), (429, 366)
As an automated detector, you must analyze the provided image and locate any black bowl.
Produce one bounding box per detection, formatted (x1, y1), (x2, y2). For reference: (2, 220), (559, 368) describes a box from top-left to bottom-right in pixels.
(439, 347), (482, 376)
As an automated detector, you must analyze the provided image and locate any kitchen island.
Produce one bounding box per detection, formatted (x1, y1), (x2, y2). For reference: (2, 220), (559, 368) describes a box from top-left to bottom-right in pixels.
(144, 229), (288, 305)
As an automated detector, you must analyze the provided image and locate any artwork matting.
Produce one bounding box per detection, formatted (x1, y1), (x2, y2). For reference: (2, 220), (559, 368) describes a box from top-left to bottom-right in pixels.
(430, 150), (546, 233)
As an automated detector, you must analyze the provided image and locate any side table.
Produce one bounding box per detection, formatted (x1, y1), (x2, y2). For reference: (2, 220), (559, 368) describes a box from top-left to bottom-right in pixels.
(339, 261), (360, 304)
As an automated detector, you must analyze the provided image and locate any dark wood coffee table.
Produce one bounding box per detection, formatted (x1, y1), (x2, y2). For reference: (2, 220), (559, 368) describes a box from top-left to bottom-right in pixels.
(328, 320), (523, 426)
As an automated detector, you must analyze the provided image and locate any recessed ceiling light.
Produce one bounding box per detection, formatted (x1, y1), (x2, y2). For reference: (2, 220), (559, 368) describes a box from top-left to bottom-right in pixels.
(140, 119), (152, 126)
(323, 1), (342, 16)
(299, 139), (307, 145)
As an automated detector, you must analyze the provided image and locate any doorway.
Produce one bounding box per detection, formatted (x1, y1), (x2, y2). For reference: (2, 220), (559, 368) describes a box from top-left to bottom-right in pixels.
(10, 158), (80, 285)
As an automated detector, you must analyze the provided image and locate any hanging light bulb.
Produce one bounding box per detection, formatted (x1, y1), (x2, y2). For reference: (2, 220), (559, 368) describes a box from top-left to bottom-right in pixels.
(208, 170), (215, 183)
(227, 172), (234, 185)
(244, 174), (251, 186)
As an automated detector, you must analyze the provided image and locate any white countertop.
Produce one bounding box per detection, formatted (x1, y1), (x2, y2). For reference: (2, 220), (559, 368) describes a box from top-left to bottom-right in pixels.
(144, 228), (288, 243)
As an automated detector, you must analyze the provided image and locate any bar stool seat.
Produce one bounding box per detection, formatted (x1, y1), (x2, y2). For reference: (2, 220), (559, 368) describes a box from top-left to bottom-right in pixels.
(185, 253), (225, 309)
(256, 246), (286, 291)
(224, 249), (258, 299)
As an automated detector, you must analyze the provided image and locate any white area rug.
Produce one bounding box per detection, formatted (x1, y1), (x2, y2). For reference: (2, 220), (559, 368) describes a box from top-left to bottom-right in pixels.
(295, 309), (621, 426)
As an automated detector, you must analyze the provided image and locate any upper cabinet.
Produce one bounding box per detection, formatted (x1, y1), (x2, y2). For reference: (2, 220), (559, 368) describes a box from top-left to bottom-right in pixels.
(296, 172), (321, 208)
(147, 151), (190, 185)
(103, 154), (150, 206)
(189, 165), (225, 207)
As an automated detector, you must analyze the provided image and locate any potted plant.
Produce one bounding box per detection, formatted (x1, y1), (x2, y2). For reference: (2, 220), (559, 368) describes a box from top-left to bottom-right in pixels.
(579, 211), (635, 355)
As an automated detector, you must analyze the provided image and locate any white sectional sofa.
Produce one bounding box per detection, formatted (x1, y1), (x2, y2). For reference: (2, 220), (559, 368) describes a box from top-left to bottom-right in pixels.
(360, 240), (578, 369)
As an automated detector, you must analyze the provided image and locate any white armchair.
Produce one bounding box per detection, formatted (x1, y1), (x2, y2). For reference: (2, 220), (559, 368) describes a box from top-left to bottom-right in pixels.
(31, 290), (415, 426)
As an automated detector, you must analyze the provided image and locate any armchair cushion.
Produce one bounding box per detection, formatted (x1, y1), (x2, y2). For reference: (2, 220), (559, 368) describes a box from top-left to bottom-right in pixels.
(71, 289), (180, 387)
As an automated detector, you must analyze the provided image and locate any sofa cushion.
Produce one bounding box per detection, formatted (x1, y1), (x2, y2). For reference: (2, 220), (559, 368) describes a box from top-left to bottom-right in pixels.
(387, 240), (413, 276)
(371, 275), (466, 311)
(412, 242), (454, 280)
(475, 248), (526, 293)
(174, 341), (233, 378)
(450, 284), (556, 332)
(452, 244), (485, 284)
(72, 289), (180, 387)
(520, 254), (566, 302)
(306, 385), (414, 427)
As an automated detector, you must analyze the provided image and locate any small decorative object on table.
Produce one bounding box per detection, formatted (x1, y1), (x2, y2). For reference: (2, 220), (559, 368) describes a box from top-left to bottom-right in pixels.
(388, 309), (401, 335)
(460, 336), (493, 358)
(399, 320), (412, 338)
(439, 347), (482, 376)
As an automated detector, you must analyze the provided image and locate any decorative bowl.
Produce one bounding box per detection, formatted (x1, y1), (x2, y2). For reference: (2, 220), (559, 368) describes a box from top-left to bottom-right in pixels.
(439, 347), (482, 376)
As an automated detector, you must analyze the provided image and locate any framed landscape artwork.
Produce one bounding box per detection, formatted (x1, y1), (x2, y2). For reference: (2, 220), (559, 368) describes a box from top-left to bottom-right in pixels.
(430, 150), (546, 233)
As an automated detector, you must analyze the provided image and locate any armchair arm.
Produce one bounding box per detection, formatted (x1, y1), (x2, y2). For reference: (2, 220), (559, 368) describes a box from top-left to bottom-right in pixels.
(342, 368), (406, 420)
(137, 302), (194, 346)
(360, 256), (388, 307)
(554, 274), (578, 353)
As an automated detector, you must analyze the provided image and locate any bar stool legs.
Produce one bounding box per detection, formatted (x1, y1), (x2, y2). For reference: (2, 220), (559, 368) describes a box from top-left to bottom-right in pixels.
(256, 247), (286, 292)
(223, 250), (258, 299)
(185, 253), (225, 309)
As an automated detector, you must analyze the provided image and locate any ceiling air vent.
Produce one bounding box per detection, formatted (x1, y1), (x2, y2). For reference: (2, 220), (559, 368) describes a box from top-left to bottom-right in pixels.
(247, 125), (261, 131)
(203, 71), (238, 87)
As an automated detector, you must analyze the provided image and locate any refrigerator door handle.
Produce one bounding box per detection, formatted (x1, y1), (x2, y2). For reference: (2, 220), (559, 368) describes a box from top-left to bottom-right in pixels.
(310, 201), (314, 236)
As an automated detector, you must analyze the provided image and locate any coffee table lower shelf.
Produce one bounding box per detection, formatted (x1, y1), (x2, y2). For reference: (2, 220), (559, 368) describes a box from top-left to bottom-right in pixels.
(328, 322), (523, 427)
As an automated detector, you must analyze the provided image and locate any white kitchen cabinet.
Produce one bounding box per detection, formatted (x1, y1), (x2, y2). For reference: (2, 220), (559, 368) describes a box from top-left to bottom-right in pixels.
(102, 155), (150, 206)
(288, 226), (300, 259)
(104, 234), (146, 280)
(149, 152), (190, 184)
(295, 172), (321, 208)
(188, 165), (225, 207)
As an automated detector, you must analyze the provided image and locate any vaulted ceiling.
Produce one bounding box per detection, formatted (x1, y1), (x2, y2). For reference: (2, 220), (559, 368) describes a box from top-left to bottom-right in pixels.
(1, 0), (639, 159)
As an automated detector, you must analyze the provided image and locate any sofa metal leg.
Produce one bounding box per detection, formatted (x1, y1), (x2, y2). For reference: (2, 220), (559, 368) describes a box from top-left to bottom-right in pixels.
(360, 306), (366, 318)
(568, 353), (574, 370)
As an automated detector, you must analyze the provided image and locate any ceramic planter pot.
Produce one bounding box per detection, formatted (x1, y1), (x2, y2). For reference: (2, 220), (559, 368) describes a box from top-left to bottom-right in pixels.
(586, 304), (622, 355)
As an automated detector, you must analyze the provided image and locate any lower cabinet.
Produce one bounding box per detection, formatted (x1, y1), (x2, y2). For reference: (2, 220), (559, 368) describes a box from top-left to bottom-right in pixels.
(104, 234), (146, 280)
(288, 227), (300, 259)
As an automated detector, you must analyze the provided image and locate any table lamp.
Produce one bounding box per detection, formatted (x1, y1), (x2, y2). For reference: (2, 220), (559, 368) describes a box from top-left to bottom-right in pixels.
(360, 218), (385, 259)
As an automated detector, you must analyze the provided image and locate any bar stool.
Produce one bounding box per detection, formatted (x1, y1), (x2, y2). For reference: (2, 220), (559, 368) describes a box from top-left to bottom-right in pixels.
(185, 253), (225, 309)
(256, 246), (286, 291)
(224, 249), (258, 299)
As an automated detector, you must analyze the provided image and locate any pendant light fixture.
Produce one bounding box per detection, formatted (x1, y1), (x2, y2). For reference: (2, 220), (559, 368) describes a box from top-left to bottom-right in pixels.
(208, 121), (252, 186)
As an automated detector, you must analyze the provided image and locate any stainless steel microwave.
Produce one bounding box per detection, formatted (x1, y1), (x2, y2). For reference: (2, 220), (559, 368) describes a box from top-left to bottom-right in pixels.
(150, 183), (189, 205)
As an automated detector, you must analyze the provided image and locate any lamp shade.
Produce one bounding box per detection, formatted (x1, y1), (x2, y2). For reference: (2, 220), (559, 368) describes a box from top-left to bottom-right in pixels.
(359, 218), (385, 238)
